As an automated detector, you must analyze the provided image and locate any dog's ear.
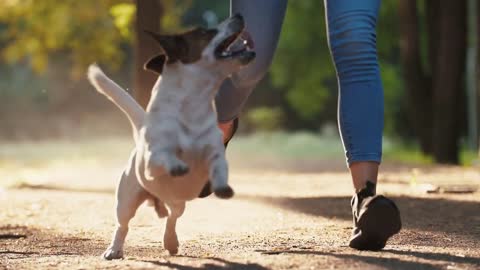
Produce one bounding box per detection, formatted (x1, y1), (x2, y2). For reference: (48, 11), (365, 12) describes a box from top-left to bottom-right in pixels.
(144, 54), (167, 74)
(145, 30), (187, 63)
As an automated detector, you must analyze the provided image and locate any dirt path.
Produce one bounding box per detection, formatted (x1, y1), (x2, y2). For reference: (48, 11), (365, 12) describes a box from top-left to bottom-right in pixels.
(1, 165), (480, 269)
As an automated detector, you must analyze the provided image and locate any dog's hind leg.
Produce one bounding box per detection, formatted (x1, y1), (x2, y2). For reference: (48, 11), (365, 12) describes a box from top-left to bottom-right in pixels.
(163, 202), (185, 255)
(103, 153), (148, 260)
(153, 198), (169, 218)
(146, 197), (168, 218)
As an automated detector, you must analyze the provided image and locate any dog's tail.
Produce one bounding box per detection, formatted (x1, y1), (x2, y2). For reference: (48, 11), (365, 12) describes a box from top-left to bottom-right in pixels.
(87, 64), (145, 140)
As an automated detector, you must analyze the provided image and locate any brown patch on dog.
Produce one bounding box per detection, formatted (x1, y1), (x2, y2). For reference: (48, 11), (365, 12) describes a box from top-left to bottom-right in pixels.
(145, 27), (218, 68)
(144, 54), (167, 74)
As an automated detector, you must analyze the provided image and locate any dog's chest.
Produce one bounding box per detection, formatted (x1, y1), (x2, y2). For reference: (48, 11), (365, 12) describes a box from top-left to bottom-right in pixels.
(177, 115), (219, 151)
(138, 149), (210, 202)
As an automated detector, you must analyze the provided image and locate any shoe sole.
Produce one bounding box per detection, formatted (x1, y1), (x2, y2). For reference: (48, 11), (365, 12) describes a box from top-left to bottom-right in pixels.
(352, 196), (402, 250)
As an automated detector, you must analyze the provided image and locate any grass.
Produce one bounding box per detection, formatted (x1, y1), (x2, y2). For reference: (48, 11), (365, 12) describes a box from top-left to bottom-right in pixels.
(229, 131), (344, 160)
(460, 150), (480, 167)
(383, 140), (434, 165)
(1, 132), (477, 172)
(0, 137), (133, 168)
(383, 139), (479, 167)
(230, 132), (479, 167)
(1, 132), (477, 190)
(0, 137), (134, 188)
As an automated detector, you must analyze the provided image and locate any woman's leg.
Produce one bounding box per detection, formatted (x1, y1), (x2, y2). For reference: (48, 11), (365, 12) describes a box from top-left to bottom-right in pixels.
(324, 0), (383, 192)
(325, 0), (401, 250)
(216, 0), (288, 127)
(200, 1), (287, 198)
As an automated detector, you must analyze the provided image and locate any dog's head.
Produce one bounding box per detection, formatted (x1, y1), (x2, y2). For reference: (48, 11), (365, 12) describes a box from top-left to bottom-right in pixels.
(144, 14), (255, 77)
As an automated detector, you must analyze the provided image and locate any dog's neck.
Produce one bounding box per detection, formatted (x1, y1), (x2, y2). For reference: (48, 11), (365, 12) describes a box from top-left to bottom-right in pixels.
(164, 63), (224, 97)
(146, 63), (225, 128)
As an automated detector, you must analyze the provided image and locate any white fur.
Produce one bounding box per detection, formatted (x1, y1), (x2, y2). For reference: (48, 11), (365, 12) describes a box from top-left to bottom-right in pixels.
(87, 15), (253, 259)
(87, 65), (145, 142)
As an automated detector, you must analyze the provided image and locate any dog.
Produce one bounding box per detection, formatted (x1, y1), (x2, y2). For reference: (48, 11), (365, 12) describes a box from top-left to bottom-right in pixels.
(87, 14), (255, 259)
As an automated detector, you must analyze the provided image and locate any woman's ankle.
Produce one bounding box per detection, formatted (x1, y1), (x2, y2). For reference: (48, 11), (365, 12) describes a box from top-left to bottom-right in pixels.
(349, 161), (379, 193)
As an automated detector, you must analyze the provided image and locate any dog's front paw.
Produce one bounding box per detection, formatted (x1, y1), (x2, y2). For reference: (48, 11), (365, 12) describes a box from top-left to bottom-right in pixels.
(168, 162), (189, 177)
(147, 151), (189, 178)
(102, 247), (124, 260)
(167, 247), (179, 256)
(214, 185), (234, 199)
(164, 235), (179, 255)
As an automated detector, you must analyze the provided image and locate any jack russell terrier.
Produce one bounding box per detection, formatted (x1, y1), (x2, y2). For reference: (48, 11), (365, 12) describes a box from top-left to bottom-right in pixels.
(87, 14), (255, 259)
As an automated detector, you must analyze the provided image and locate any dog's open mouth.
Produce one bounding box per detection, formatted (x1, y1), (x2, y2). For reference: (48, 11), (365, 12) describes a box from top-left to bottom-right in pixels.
(214, 31), (253, 60)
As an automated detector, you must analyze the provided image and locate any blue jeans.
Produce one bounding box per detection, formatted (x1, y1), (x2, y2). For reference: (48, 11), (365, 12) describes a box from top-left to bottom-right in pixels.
(216, 0), (383, 165)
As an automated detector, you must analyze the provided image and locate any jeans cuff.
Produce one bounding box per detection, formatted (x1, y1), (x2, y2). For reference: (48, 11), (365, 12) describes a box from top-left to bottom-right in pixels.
(346, 153), (382, 167)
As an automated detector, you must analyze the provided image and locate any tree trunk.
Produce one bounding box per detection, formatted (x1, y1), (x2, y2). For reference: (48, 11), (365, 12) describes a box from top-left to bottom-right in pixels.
(465, 0), (478, 151)
(477, 0), (480, 157)
(134, 0), (163, 109)
(426, 0), (440, 71)
(430, 1), (467, 163)
(398, 0), (433, 154)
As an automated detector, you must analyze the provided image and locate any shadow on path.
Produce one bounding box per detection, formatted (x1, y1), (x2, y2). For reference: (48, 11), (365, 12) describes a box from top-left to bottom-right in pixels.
(238, 194), (480, 247)
(281, 250), (474, 270)
(383, 249), (480, 265)
(143, 256), (268, 270)
(2, 224), (479, 270)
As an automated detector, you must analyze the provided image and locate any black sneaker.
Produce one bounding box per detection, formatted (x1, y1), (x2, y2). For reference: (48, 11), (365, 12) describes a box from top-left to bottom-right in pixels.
(349, 181), (402, 251)
(198, 118), (239, 198)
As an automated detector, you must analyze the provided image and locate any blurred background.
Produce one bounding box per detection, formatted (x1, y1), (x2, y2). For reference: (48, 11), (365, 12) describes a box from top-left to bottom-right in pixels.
(0, 0), (479, 172)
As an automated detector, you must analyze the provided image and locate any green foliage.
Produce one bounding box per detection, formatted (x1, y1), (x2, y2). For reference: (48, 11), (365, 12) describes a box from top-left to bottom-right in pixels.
(0, 0), (132, 77)
(161, 0), (192, 32)
(246, 107), (284, 132)
(0, 1), (188, 78)
(375, 0), (409, 138)
(270, 1), (333, 121)
(377, 0), (400, 58)
(229, 131), (344, 160)
(110, 3), (135, 40)
(383, 139), (434, 165)
(269, 0), (404, 137)
(384, 139), (479, 167)
(381, 62), (405, 136)
(460, 150), (479, 167)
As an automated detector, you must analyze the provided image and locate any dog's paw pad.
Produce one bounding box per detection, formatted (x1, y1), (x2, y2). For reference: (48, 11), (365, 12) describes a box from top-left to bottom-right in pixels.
(214, 186), (234, 199)
(169, 164), (189, 177)
(102, 248), (124, 260)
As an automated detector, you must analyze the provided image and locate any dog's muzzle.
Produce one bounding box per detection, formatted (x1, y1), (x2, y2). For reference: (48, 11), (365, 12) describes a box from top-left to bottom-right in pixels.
(214, 14), (255, 64)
